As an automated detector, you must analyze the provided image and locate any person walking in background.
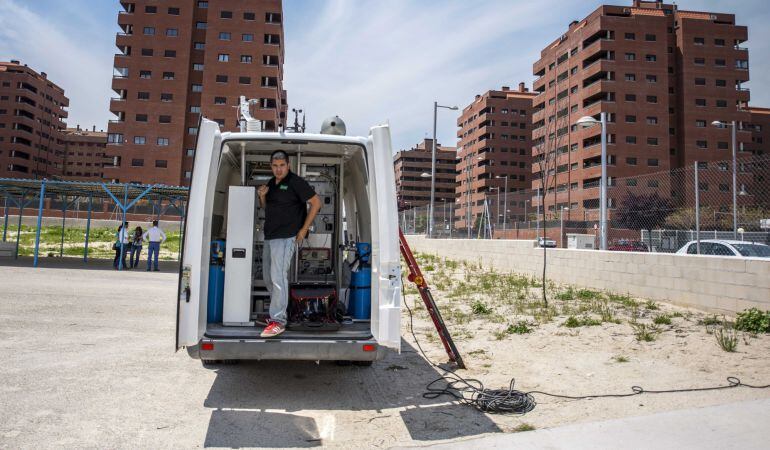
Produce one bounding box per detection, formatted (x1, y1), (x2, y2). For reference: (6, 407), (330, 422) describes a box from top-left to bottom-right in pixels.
(113, 222), (129, 270)
(129, 225), (144, 268)
(143, 220), (166, 272)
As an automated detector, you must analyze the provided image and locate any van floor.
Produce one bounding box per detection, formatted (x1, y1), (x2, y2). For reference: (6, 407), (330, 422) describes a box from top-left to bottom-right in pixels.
(204, 321), (372, 340)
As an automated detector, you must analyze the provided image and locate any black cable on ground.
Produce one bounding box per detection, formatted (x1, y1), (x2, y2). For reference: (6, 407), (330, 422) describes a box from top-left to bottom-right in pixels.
(401, 279), (770, 415)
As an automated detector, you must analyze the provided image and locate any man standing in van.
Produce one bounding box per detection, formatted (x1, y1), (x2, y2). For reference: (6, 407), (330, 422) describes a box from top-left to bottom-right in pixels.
(258, 150), (322, 337)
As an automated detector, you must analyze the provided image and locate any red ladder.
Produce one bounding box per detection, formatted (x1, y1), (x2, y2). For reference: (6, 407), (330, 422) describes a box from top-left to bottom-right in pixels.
(399, 229), (465, 369)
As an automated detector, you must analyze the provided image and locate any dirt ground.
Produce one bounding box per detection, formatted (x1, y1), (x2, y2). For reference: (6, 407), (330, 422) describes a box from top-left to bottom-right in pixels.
(0, 257), (768, 449)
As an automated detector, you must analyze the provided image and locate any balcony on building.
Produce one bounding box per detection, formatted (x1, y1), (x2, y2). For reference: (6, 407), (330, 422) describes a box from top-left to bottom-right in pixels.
(581, 29), (614, 53)
(119, 1), (135, 13)
(113, 67), (129, 79)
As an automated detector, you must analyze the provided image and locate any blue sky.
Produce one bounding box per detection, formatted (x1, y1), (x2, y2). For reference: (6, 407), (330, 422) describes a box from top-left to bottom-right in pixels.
(1, 0), (769, 151)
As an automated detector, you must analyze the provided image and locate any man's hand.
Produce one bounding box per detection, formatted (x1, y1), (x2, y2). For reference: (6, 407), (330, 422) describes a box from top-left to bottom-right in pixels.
(295, 227), (309, 244)
(257, 185), (268, 199)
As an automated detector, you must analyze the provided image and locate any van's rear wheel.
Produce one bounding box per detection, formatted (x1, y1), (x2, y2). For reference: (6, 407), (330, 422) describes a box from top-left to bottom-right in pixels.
(354, 360), (373, 367)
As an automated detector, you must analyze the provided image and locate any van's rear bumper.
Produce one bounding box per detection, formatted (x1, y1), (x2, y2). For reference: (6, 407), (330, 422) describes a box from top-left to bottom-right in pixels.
(186, 338), (387, 361)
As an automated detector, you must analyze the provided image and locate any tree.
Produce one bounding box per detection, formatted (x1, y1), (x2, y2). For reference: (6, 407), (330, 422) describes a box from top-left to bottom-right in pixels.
(615, 192), (673, 231)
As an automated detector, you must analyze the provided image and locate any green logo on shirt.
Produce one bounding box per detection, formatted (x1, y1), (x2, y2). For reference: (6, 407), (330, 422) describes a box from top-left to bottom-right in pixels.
(279, 185), (288, 190)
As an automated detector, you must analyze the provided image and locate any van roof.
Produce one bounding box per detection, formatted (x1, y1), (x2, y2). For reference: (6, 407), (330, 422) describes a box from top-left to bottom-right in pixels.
(221, 131), (369, 147)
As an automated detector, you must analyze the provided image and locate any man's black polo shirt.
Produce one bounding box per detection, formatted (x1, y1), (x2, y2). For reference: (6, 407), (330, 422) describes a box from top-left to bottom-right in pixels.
(263, 171), (316, 240)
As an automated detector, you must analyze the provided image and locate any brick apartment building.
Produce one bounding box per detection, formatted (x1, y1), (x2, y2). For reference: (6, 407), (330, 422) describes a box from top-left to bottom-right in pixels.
(107, 0), (286, 186)
(531, 0), (752, 219)
(0, 60), (68, 179)
(745, 107), (770, 209)
(393, 138), (457, 211)
(454, 83), (535, 232)
(61, 126), (108, 180)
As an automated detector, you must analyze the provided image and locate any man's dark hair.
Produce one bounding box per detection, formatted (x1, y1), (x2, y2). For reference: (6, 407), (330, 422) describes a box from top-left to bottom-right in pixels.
(152, 220), (159, 226)
(270, 150), (289, 162)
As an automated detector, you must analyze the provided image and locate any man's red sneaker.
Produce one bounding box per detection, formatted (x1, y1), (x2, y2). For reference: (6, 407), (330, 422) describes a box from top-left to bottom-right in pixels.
(260, 321), (285, 338)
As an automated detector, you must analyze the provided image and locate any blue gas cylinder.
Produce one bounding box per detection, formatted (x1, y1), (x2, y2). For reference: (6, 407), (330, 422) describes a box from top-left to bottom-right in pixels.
(348, 267), (371, 320)
(207, 240), (226, 323)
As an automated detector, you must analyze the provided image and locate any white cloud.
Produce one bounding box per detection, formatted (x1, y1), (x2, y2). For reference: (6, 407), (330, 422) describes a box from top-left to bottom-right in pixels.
(0, 0), (114, 131)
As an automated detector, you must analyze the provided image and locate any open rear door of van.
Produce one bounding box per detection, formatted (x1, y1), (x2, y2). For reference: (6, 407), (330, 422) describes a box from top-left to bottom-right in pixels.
(176, 119), (222, 351)
(367, 125), (402, 351)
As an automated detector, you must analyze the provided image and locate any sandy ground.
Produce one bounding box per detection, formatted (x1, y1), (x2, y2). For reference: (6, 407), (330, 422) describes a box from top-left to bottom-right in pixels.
(0, 257), (768, 449)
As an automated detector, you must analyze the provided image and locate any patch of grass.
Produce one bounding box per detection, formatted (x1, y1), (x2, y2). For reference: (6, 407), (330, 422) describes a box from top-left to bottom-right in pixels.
(631, 322), (660, 342)
(613, 355), (630, 363)
(467, 349), (487, 356)
(513, 423), (536, 432)
(715, 325), (738, 352)
(699, 315), (721, 326)
(670, 311), (684, 318)
(423, 264), (435, 272)
(577, 289), (599, 301)
(471, 300), (492, 315)
(653, 314), (672, 325)
(506, 321), (534, 335)
(644, 300), (659, 310)
(555, 287), (575, 301)
(608, 292), (639, 308)
(562, 315), (602, 328)
(735, 308), (770, 334)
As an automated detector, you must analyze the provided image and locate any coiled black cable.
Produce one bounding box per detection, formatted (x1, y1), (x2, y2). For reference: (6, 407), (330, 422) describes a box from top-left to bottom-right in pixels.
(401, 279), (770, 415)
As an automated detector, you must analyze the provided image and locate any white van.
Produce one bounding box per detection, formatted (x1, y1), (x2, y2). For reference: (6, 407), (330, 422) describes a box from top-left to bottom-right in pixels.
(176, 117), (402, 364)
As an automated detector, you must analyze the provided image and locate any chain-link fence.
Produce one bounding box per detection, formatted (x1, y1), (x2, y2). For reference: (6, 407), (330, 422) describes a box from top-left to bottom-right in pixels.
(399, 154), (770, 254)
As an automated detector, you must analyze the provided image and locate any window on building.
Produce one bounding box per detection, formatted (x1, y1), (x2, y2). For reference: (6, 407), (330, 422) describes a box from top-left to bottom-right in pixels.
(243, 12), (255, 20)
(624, 52), (636, 61)
(188, 127), (198, 135)
(695, 77), (706, 86)
(646, 95), (658, 103)
(626, 179), (637, 186)
(715, 79), (726, 87)
(240, 55), (252, 63)
(626, 157), (637, 165)
(157, 137), (169, 146)
(220, 10), (233, 19)
(716, 99), (727, 107)
(264, 34), (280, 44)
(190, 106), (201, 114)
(625, 73), (636, 81)
(107, 133), (124, 144)
(647, 158), (659, 166)
(694, 37), (705, 45)
(239, 76), (251, 84)
(186, 149), (195, 157)
(242, 33), (254, 42)
(193, 63), (203, 71)
(626, 136), (637, 144)
(168, 7), (180, 15)
(218, 54), (229, 62)
(263, 55), (279, 65)
(694, 57), (705, 65)
(134, 136), (146, 145)
(645, 54), (657, 62)
(185, 171), (192, 179)
(194, 42), (205, 50)
(131, 158), (144, 166)
(135, 114), (148, 122)
(137, 91), (150, 100)
(163, 50), (176, 58)
(216, 75), (228, 83)
(143, 27), (155, 35)
(647, 116), (658, 124)
(214, 96), (227, 105)
(695, 120), (706, 127)
(261, 76), (277, 87)
(647, 180), (659, 188)
(166, 28), (178, 37)
(266, 12), (282, 23)
(647, 137), (659, 145)
(191, 84), (203, 92)
(715, 58), (726, 67)
(162, 72), (174, 80)
(645, 34), (656, 41)
(159, 115), (171, 124)
(717, 141), (728, 150)
(219, 32), (231, 40)
(198, 1), (208, 7)
(696, 140), (708, 149)
(625, 94), (636, 101)
(145, 5), (157, 13)
(625, 115), (636, 123)
(140, 48), (153, 56)
(624, 32), (635, 40)
(196, 22), (207, 30)
(155, 160), (168, 168)
(646, 74), (657, 83)
(695, 98), (706, 106)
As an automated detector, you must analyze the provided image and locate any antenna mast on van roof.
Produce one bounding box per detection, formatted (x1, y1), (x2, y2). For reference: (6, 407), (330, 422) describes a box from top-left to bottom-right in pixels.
(238, 95), (263, 132)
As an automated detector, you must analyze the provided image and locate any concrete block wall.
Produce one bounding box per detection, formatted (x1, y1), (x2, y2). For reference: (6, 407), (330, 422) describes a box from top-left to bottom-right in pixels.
(405, 236), (770, 315)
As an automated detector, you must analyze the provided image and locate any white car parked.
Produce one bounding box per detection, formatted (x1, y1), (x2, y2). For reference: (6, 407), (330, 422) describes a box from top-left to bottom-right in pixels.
(676, 239), (770, 258)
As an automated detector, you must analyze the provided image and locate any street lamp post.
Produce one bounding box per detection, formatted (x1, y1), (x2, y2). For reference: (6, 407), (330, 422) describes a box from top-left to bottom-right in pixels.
(560, 206), (569, 248)
(430, 102), (459, 239)
(489, 187), (500, 228)
(576, 113), (608, 250)
(495, 175), (508, 231)
(711, 120), (738, 239)
(465, 155), (483, 239)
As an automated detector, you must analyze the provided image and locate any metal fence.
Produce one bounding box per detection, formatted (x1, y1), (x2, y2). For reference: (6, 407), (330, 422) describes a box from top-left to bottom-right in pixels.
(399, 154), (770, 253)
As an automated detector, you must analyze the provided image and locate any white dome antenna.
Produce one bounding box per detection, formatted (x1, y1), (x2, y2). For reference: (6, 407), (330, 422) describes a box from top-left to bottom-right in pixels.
(320, 116), (346, 135)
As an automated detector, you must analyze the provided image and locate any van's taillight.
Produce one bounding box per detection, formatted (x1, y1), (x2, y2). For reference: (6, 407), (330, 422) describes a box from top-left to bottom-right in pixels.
(201, 342), (214, 351)
(362, 344), (376, 352)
